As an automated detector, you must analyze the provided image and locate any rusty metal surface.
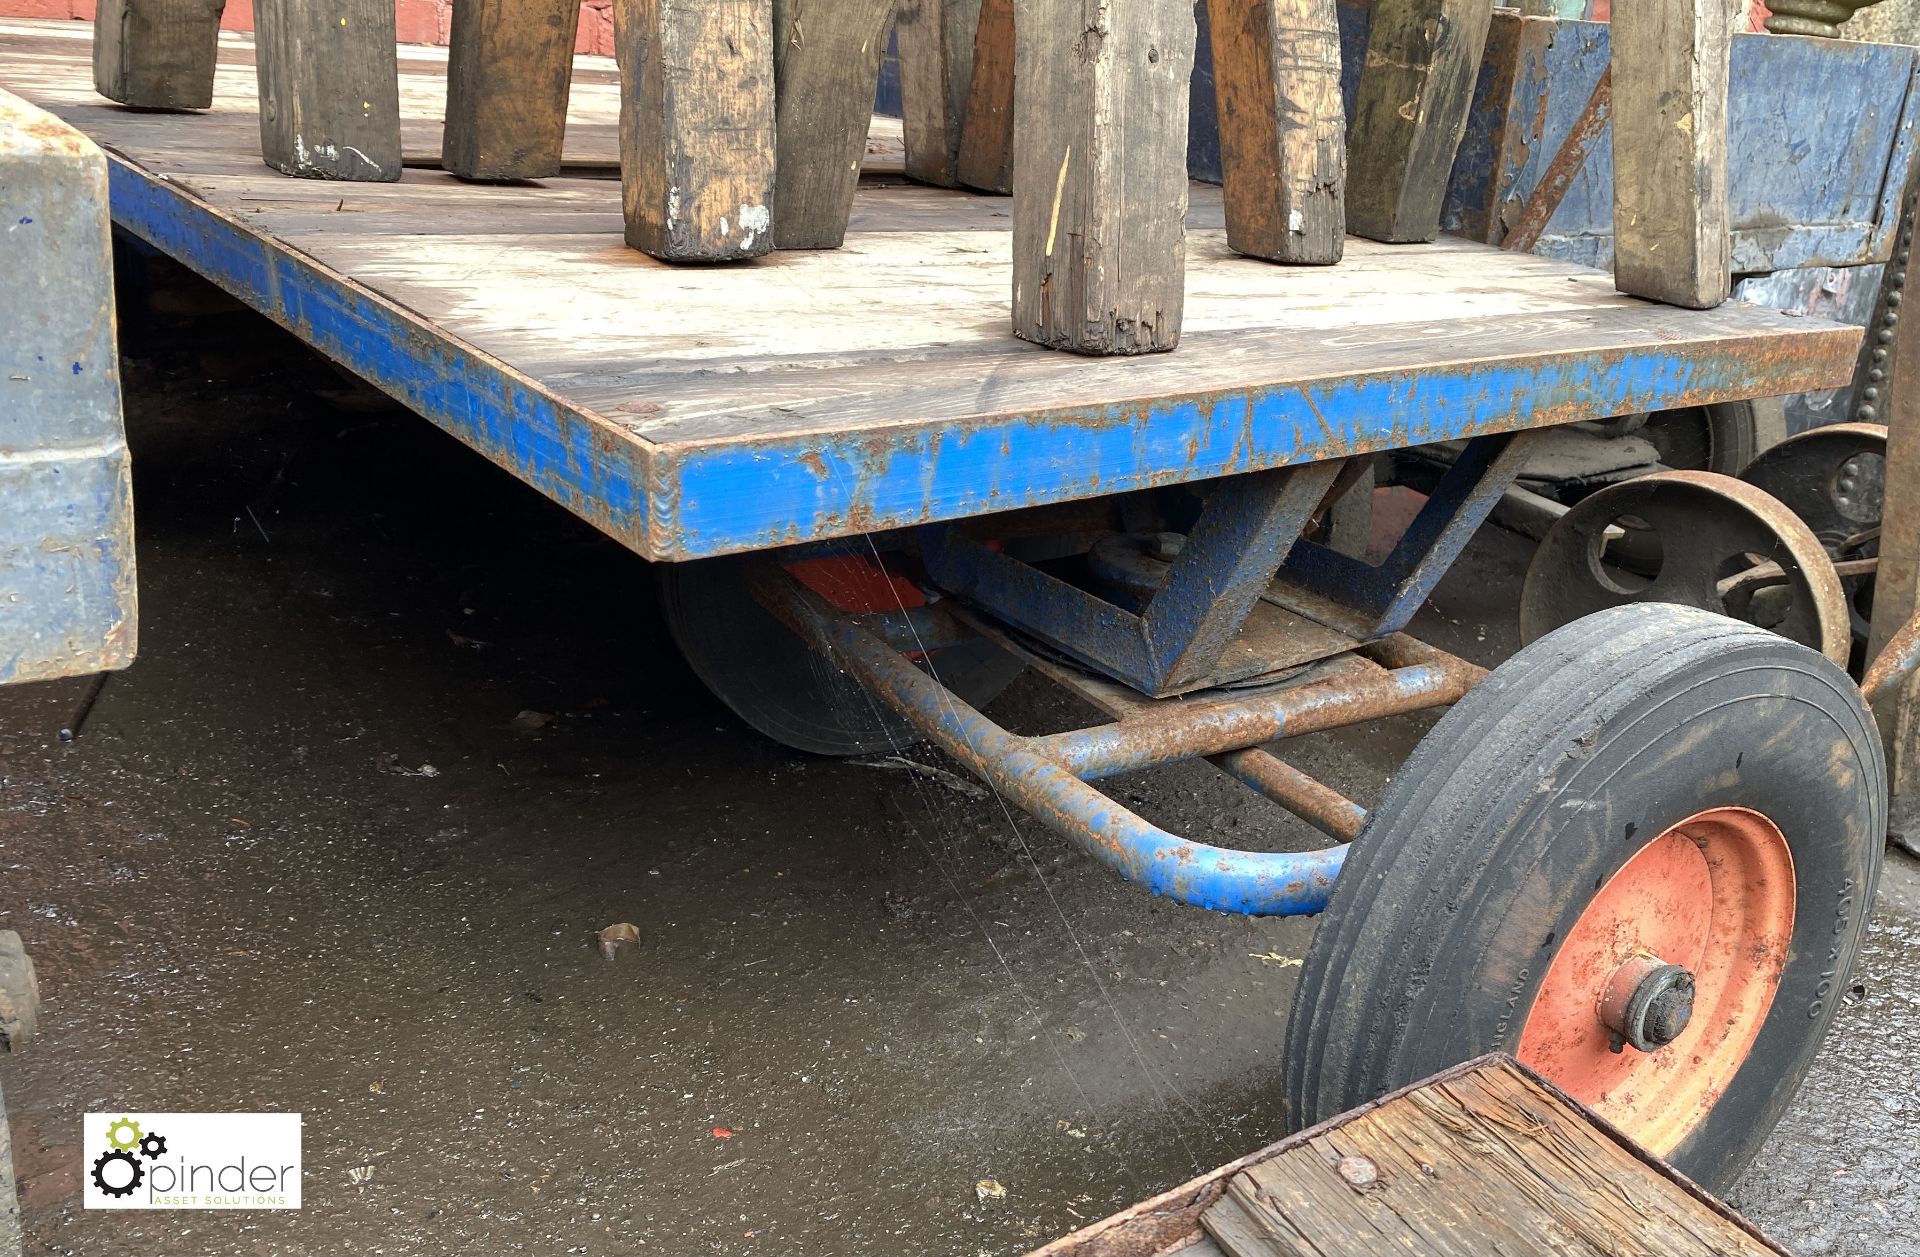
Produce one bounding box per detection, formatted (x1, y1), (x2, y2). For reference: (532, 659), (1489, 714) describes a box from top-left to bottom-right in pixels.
(0, 87), (136, 686)
(1740, 422), (1887, 662)
(1209, 748), (1367, 840)
(1520, 470), (1851, 667)
(1863, 611), (1920, 854)
(1029, 649), (1480, 781)
(1500, 64), (1612, 254)
(755, 566), (1352, 917)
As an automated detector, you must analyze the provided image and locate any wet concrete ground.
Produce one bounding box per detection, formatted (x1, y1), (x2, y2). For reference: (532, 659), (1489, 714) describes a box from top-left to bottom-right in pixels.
(0, 267), (1916, 1255)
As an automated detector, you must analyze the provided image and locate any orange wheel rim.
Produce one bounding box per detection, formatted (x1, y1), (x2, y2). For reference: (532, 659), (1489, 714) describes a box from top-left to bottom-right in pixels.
(1516, 806), (1796, 1155)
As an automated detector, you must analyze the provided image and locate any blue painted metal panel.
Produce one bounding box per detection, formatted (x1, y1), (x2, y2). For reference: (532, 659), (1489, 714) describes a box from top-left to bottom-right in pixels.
(0, 90), (136, 686)
(874, 23), (903, 119)
(1439, 19), (1920, 274)
(1193, 6), (1919, 275)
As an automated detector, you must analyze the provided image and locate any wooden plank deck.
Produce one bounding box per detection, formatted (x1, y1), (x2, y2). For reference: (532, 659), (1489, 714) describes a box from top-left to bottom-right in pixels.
(1029, 1056), (1785, 1257)
(0, 19), (1860, 562)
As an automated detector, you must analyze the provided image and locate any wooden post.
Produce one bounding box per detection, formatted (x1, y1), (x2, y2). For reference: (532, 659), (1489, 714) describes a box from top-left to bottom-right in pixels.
(895, 0), (982, 187)
(771, 0), (898, 249)
(954, 0), (1014, 193)
(1611, 0), (1733, 308)
(443, 0), (581, 181)
(1345, 0), (1493, 243)
(253, 0), (402, 181)
(93, 0), (227, 112)
(616, 0), (778, 262)
(1207, 0), (1345, 265)
(1011, 0), (1194, 355)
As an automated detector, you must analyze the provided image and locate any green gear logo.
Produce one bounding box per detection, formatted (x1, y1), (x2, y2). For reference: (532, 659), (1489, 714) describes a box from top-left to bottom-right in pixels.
(91, 1117), (168, 1200)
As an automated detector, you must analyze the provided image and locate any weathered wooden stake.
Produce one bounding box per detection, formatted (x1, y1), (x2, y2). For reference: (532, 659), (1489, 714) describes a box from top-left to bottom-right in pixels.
(1012, 0), (1194, 355)
(253, 0), (401, 181)
(771, 0), (898, 249)
(1207, 0), (1345, 264)
(616, 0), (778, 262)
(93, 0), (228, 112)
(1611, 0), (1733, 308)
(443, 0), (582, 181)
(1345, 0), (1493, 243)
(895, 0), (982, 187)
(954, 0), (1014, 193)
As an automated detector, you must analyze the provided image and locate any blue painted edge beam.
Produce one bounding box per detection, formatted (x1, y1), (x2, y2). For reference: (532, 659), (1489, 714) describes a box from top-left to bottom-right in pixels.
(100, 148), (1860, 565)
(103, 156), (660, 561)
(655, 325), (1860, 559)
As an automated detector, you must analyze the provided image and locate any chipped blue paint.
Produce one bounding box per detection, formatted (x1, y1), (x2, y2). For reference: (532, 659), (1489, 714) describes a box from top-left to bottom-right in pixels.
(106, 161), (654, 555)
(657, 338), (1831, 557)
(1442, 16), (1920, 274)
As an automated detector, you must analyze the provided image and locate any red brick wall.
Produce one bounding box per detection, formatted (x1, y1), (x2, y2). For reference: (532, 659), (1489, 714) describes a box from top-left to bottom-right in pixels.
(7, 0), (618, 57)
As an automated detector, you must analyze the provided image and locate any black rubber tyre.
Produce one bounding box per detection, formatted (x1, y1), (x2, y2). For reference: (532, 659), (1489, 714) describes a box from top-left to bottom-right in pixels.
(1283, 603), (1883, 1192)
(1643, 397), (1788, 474)
(659, 555), (1022, 756)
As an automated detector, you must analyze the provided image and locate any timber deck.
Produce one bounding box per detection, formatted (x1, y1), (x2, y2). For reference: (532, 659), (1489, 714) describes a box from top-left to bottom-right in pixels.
(0, 19), (1861, 561)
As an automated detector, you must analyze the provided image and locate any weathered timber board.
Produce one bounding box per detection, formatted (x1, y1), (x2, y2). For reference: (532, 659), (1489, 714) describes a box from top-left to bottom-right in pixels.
(0, 20), (1859, 563)
(1031, 1056), (1786, 1257)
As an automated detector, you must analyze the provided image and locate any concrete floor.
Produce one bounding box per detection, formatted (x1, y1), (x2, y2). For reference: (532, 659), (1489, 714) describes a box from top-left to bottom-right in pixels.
(1, 272), (1916, 1255)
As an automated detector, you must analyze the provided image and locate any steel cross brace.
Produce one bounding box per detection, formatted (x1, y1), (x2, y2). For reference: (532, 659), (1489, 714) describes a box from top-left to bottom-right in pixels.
(1267, 432), (1541, 639)
(920, 433), (1540, 697)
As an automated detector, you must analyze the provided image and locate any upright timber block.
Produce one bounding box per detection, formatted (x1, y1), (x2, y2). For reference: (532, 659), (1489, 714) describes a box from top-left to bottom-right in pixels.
(1207, 0), (1345, 264)
(954, 0), (1014, 193)
(253, 0), (401, 181)
(616, 0), (778, 261)
(93, 0), (227, 111)
(1011, 0), (1195, 355)
(444, 0), (582, 181)
(771, 0), (898, 249)
(1345, 0), (1493, 243)
(895, 0), (983, 187)
(1611, 0), (1733, 308)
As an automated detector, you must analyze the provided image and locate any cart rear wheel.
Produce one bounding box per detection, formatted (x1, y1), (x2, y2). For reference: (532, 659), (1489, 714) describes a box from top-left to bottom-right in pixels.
(1641, 397), (1788, 475)
(1282, 603), (1882, 1190)
(660, 553), (1021, 756)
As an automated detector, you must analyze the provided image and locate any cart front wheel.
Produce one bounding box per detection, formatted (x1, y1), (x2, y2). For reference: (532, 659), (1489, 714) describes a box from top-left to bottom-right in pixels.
(1283, 603), (1882, 1190)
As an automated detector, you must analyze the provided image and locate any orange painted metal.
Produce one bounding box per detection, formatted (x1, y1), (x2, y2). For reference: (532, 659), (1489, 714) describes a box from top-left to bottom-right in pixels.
(786, 553), (925, 614)
(1516, 807), (1796, 1155)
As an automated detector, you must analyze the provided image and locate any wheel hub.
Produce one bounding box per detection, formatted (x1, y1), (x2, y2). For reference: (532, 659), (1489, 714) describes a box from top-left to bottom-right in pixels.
(1600, 955), (1695, 1053)
(1515, 806), (1797, 1155)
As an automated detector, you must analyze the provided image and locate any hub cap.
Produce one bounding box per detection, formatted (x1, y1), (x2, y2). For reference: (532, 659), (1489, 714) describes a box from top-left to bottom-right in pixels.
(1516, 807), (1796, 1154)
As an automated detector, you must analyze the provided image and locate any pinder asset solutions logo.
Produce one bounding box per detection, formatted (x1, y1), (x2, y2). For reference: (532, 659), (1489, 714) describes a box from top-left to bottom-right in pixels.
(83, 1113), (301, 1209)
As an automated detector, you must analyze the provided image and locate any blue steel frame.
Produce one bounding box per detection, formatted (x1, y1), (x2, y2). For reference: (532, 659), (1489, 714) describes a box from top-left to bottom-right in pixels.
(920, 434), (1537, 696)
(96, 157), (1855, 565)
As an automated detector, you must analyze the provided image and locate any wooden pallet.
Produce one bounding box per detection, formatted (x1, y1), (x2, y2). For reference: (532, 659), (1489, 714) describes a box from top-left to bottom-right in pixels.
(1027, 1055), (1786, 1257)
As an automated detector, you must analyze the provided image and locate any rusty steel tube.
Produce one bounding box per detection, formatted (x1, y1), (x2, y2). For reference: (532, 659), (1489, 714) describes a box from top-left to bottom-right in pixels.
(1209, 748), (1367, 840)
(1030, 652), (1479, 781)
(757, 570), (1347, 917)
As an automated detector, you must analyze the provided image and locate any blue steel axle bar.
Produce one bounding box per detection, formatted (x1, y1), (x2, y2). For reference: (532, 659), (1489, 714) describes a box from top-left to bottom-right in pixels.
(757, 570), (1479, 916)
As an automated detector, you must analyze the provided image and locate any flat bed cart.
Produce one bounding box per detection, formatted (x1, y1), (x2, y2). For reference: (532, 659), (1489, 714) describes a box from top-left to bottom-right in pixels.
(1, 16), (1898, 1195)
